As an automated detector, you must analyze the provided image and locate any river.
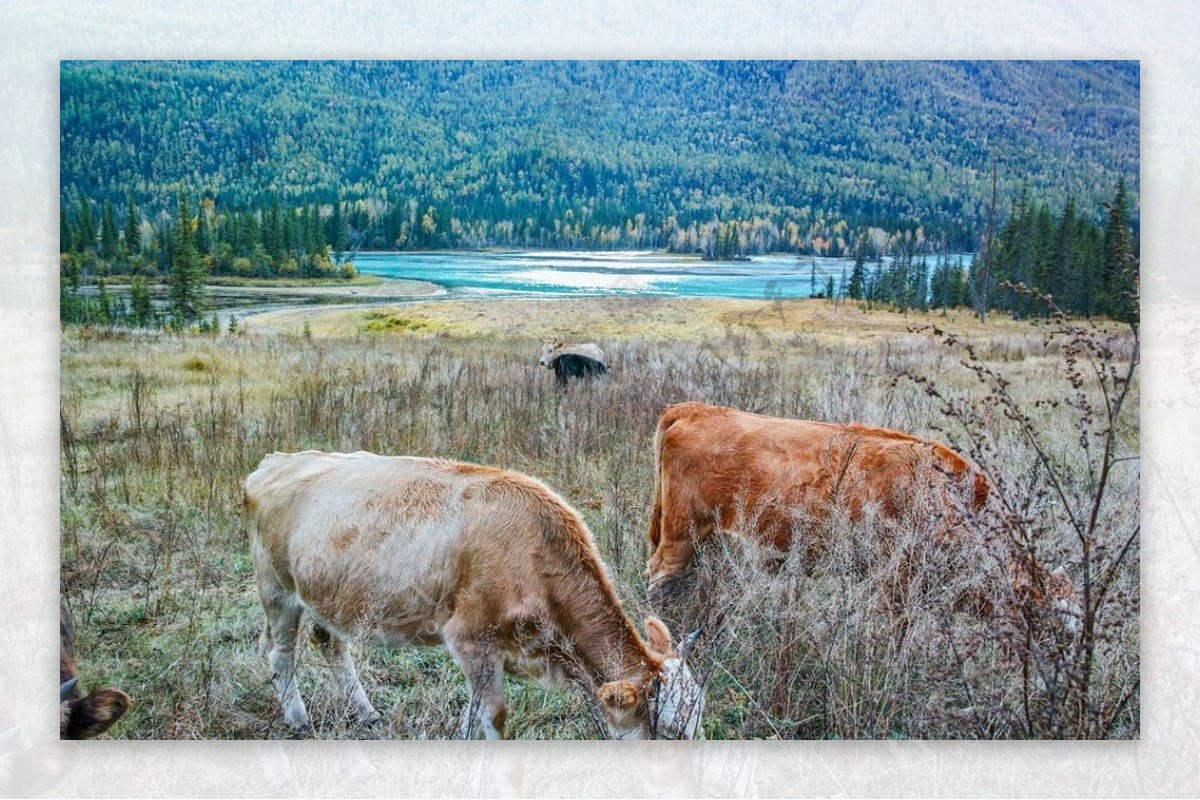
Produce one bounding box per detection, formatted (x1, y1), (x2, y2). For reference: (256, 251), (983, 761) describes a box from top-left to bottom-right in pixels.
(350, 250), (973, 300)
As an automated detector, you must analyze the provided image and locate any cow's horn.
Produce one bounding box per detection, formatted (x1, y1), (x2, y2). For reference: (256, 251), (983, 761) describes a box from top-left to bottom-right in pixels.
(679, 627), (703, 659)
(60, 677), (79, 701)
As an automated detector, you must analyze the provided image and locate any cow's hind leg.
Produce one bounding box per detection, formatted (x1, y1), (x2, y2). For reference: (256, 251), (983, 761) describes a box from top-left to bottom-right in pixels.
(444, 623), (506, 739)
(259, 586), (312, 733)
(310, 623), (381, 726)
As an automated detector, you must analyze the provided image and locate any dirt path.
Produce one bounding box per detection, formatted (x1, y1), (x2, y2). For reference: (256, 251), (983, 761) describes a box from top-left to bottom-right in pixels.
(209, 277), (441, 299)
(216, 278), (444, 329)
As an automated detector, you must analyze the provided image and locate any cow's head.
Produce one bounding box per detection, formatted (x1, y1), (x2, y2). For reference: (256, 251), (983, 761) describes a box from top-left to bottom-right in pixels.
(538, 338), (564, 368)
(598, 617), (704, 740)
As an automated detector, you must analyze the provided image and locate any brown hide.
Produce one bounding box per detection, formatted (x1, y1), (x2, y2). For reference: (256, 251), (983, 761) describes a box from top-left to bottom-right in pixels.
(646, 402), (988, 583)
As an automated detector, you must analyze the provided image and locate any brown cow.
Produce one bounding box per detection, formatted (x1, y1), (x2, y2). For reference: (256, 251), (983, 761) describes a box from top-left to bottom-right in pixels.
(646, 402), (989, 586)
(645, 402), (1079, 630)
(60, 604), (131, 739)
(245, 451), (704, 740)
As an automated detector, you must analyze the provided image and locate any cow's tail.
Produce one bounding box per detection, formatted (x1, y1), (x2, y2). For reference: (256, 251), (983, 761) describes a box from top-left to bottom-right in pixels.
(647, 410), (672, 550)
(648, 404), (695, 549)
(647, 438), (664, 550)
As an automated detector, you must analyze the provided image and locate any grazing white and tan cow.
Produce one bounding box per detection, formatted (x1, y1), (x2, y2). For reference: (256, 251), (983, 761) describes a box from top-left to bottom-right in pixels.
(539, 338), (606, 369)
(60, 604), (131, 739)
(245, 451), (704, 740)
(645, 402), (1078, 626)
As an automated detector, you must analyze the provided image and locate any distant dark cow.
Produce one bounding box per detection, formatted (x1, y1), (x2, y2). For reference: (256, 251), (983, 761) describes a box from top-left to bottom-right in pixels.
(245, 451), (704, 739)
(60, 604), (131, 739)
(551, 352), (608, 388)
(645, 402), (1077, 621)
(539, 338), (605, 368)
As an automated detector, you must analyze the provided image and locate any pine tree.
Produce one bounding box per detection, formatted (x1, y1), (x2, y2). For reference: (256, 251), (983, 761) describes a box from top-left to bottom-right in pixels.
(75, 195), (96, 253)
(197, 202), (214, 258)
(169, 190), (205, 325)
(60, 203), (74, 254)
(1009, 185), (1035, 319)
(264, 193), (283, 265)
(848, 233), (867, 300)
(130, 276), (153, 327)
(1050, 195), (1077, 309)
(911, 254), (929, 311)
(1030, 202), (1056, 313)
(328, 200), (348, 262)
(1102, 178), (1138, 324)
(949, 259), (968, 308)
(95, 271), (112, 324)
(100, 200), (120, 262)
(972, 165), (999, 324)
(124, 191), (142, 263)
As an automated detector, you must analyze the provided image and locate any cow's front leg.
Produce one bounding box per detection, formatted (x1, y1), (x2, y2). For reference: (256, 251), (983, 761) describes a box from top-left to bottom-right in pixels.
(445, 623), (507, 740)
(310, 623), (382, 725)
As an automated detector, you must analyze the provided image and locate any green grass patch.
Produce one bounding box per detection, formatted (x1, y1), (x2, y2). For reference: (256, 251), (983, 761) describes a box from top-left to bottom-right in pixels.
(360, 310), (444, 334)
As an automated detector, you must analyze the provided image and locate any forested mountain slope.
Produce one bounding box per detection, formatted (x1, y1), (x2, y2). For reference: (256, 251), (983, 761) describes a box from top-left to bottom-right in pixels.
(60, 60), (1138, 253)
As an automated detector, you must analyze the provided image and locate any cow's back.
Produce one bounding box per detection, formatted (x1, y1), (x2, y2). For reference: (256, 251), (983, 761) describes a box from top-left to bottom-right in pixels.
(245, 452), (606, 646)
(247, 452), (490, 642)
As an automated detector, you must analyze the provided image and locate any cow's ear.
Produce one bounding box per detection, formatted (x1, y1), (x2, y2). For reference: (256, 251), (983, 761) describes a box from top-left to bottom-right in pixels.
(644, 616), (674, 656)
(598, 680), (641, 712)
(65, 688), (131, 739)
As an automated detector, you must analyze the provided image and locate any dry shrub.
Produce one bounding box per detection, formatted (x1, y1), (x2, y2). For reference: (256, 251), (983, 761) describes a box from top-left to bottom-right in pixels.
(898, 309), (1140, 739)
(655, 480), (1022, 739)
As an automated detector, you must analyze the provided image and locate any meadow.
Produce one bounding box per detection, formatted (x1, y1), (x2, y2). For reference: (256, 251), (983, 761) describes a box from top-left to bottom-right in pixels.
(58, 297), (1140, 740)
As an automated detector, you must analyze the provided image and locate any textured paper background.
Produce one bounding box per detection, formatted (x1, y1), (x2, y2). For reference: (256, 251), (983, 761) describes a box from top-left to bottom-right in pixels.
(1, 1), (1193, 796)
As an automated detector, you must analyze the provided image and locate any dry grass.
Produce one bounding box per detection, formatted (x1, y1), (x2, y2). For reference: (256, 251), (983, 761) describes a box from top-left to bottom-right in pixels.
(243, 296), (1088, 345)
(59, 299), (1139, 739)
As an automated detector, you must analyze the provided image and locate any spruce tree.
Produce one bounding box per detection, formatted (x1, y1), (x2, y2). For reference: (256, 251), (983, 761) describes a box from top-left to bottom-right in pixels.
(169, 190), (205, 325)
(1102, 178), (1138, 324)
(130, 276), (153, 327)
(328, 200), (348, 262)
(1050, 196), (1077, 309)
(100, 200), (120, 262)
(60, 203), (74, 254)
(197, 203), (214, 258)
(75, 195), (96, 253)
(973, 165), (999, 324)
(124, 191), (142, 263)
(848, 233), (867, 300)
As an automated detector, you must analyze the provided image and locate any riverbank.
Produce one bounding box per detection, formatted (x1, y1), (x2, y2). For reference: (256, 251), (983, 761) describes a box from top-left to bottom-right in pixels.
(238, 293), (1079, 347)
(206, 276), (441, 300)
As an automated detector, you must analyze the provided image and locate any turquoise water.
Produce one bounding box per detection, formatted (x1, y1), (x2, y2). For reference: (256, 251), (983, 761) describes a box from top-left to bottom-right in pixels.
(352, 251), (972, 300)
